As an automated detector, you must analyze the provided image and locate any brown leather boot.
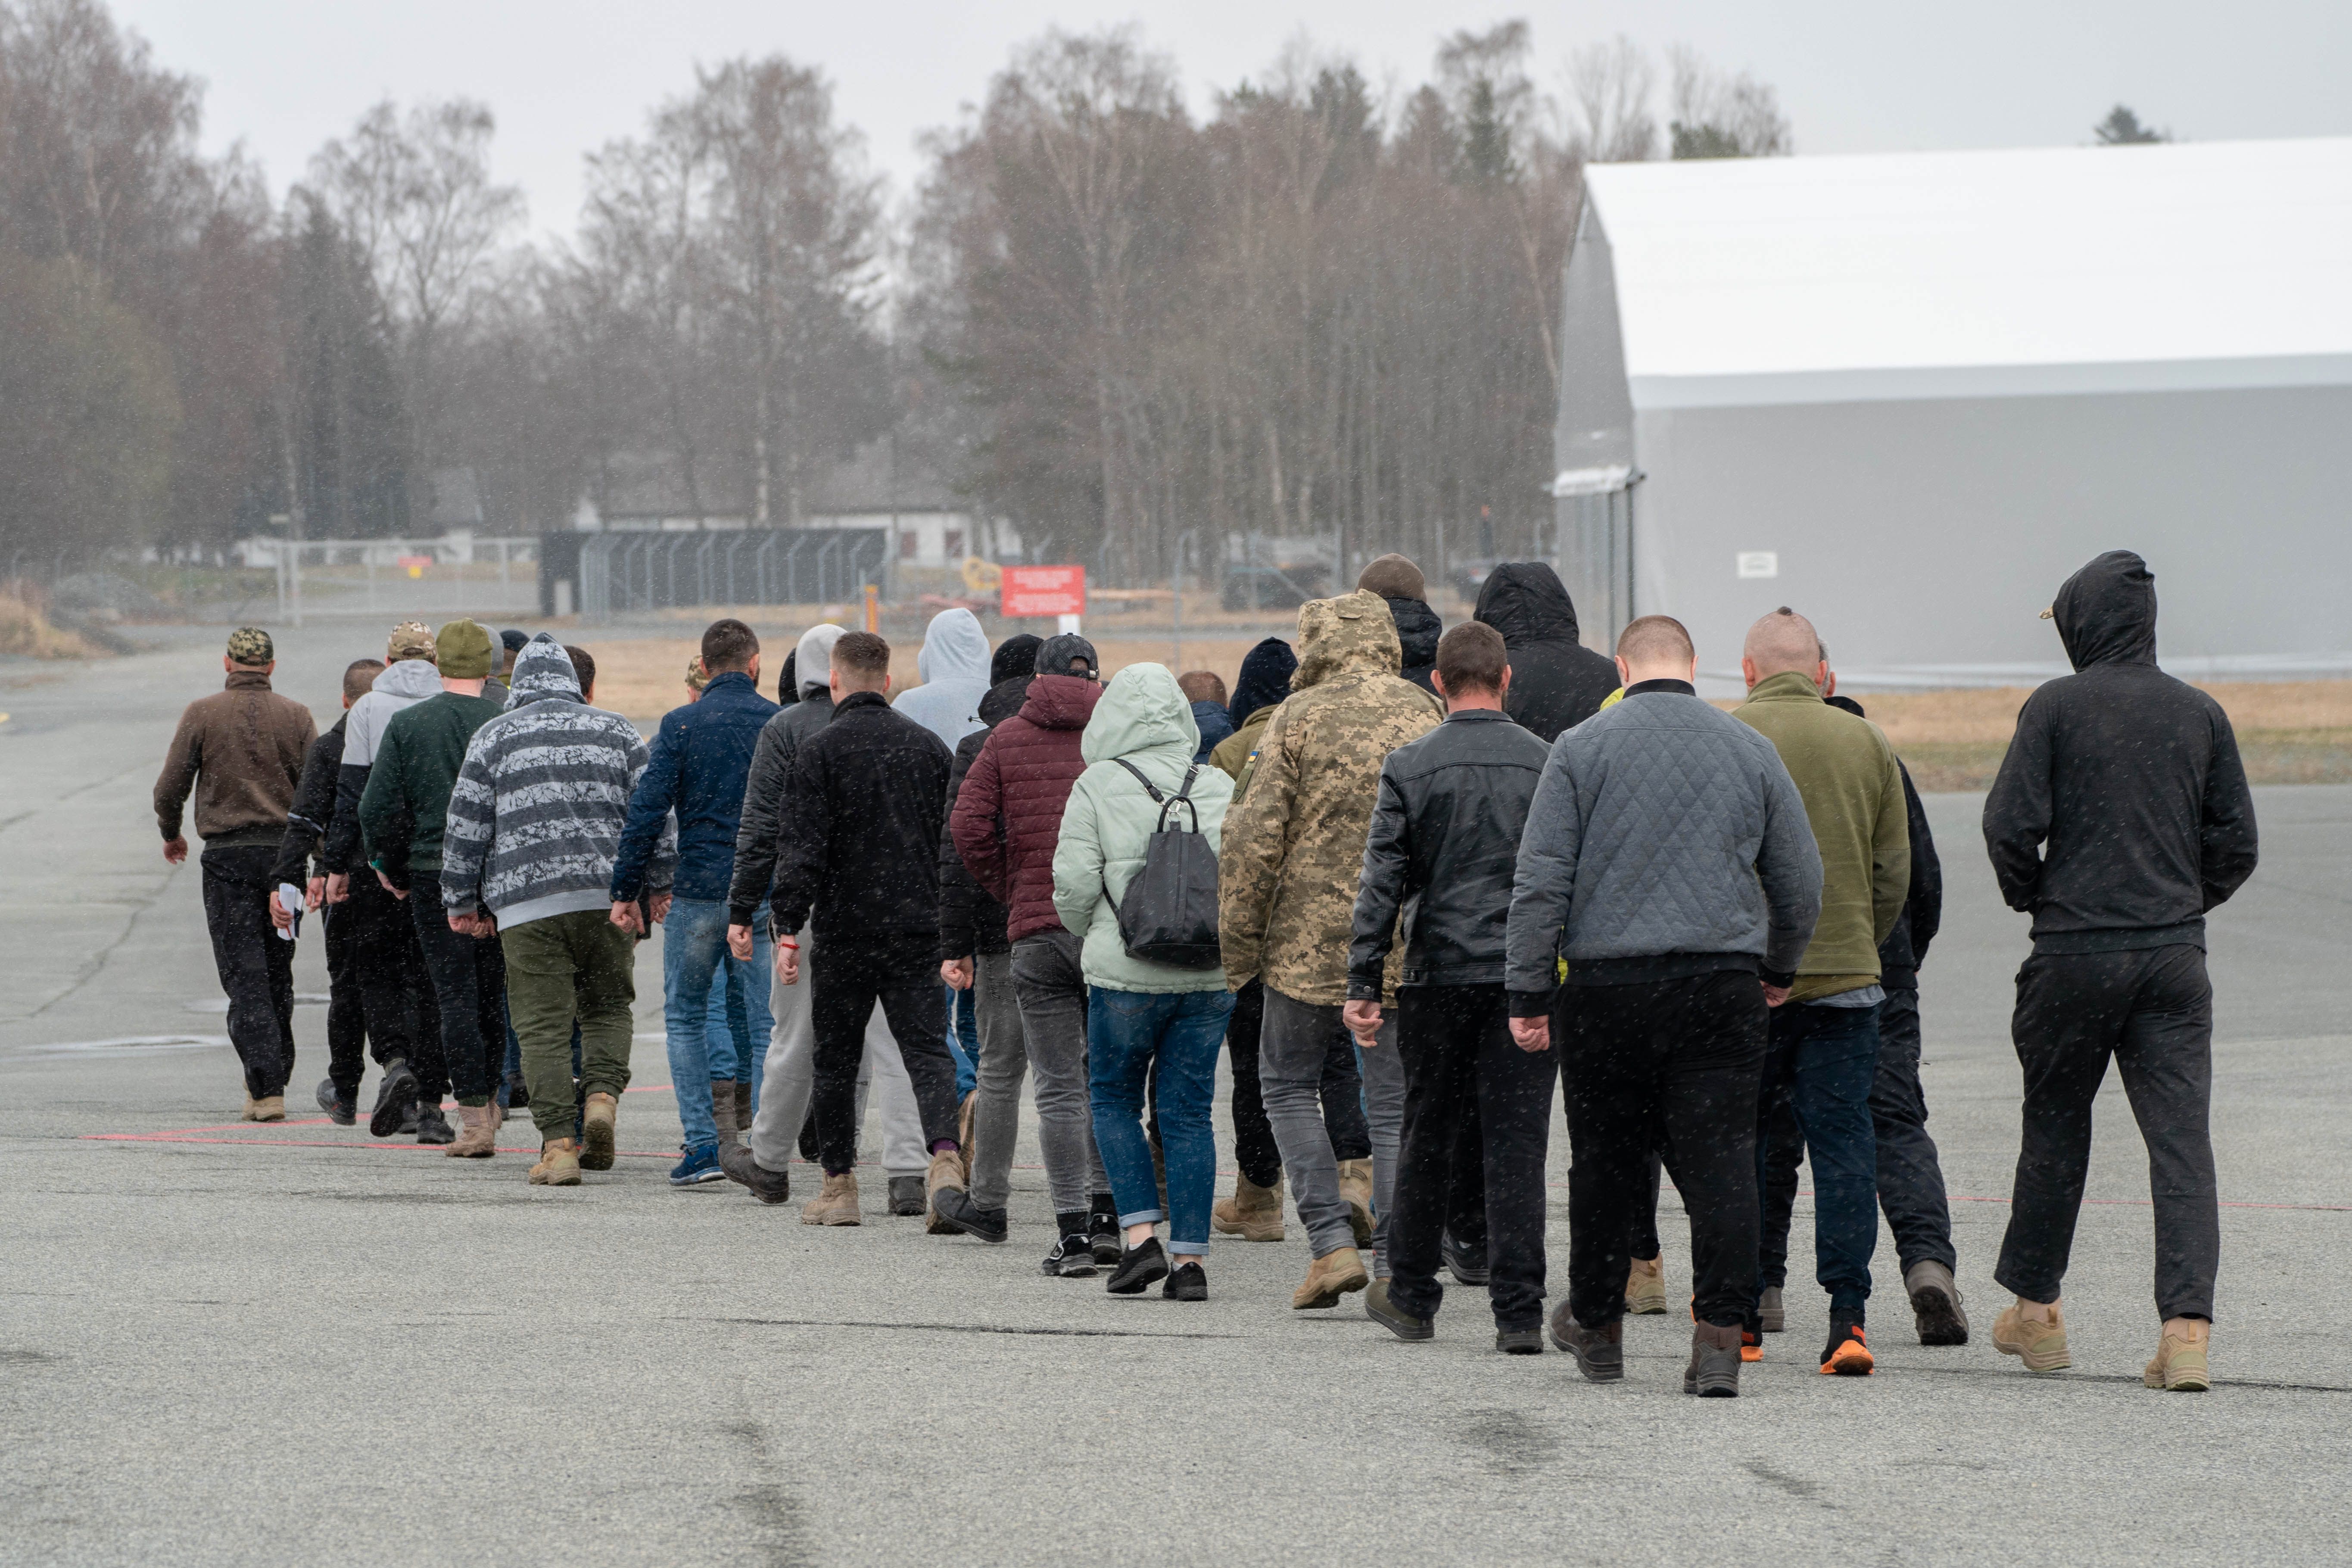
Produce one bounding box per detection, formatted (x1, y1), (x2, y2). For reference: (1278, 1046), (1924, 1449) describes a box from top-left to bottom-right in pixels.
(579, 1092), (619, 1171)
(957, 1091), (978, 1183)
(1213, 1173), (1285, 1242)
(446, 1102), (498, 1157)
(800, 1170), (861, 1225)
(1292, 1245), (1370, 1310)
(529, 1138), (582, 1186)
(1336, 1160), (1375, 1248)
(710, 1079), (743, 1148)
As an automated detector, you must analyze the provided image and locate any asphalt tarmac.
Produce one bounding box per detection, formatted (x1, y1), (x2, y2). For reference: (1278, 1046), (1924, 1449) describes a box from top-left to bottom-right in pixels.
(3, 623), (2346, 1567)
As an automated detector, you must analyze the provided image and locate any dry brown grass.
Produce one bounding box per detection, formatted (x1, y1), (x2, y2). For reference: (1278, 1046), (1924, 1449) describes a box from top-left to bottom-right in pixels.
(0, 582), (103, 659)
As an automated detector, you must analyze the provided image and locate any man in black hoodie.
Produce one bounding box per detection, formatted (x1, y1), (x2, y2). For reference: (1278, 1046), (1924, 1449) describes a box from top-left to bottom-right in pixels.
(1981, 549), (2257, 1393)
(1472, 561), (1620, 744)
(1358, 554), (1442, 693)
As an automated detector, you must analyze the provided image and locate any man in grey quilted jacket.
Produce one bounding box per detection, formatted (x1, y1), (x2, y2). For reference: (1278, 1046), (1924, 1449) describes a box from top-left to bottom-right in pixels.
(1505, 614), (1821, 1396)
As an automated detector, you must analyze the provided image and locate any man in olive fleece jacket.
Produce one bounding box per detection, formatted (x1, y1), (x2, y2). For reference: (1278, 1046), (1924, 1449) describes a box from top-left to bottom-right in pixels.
(1731, 608), (1908, 1374)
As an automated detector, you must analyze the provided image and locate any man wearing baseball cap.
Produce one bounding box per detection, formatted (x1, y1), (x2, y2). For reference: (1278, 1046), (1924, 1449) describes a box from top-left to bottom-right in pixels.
(154, 629), (317, 1119)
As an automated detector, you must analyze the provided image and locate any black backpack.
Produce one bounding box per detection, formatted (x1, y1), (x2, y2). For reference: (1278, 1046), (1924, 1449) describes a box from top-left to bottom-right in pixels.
(1104, 759), (1223, 969)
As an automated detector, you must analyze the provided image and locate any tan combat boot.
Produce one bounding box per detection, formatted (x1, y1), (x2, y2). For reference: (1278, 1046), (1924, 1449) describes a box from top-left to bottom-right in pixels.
(529, 1138), (582, 1186)
(249, 1095), (286, 1123)
(446, 1102), (499, 1158)
(241, 1093), (259, 1122)
(1292, 1245), (1370, 1310)
(1213, 1173), (1286, 1242)
(2143, 1318), (2211, 1392)
(1625, 1254), (1667, 1314)
(925, 1146), (967, 1235)
(801, 1171), (862, 1225)
(1992, 1296), (2070, 1373)
(1336, 1160), (1375, 1248)
(579, 1092), (619, 1171)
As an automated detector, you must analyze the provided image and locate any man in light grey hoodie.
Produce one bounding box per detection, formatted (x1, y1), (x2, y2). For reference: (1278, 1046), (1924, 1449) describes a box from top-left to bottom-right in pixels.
(1505, 614), (1821, 1396)
(893, 606), (993, 750)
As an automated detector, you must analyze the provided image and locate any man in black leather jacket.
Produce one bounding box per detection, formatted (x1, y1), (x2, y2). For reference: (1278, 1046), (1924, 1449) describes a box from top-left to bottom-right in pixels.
(1343, 621), (1556, 1350)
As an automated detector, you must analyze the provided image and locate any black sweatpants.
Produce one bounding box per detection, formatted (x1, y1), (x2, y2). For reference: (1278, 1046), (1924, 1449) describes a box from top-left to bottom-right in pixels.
(323, 872), (418, 1098)
(1387, 985), (1555, 1330)
(1996, 945), (2218, 1321)
(199, 845), (296, 1097)
(408, 871), (509, 1104)
(1870, 986), (1957, 1275)
(809, 933), (960, 1174)
(1225, 977), (1368, 1188)
(1563, 969), (1767, 1330)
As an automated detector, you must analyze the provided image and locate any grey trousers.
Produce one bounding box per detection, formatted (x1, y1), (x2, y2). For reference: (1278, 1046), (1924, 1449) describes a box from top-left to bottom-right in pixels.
(748, 926), (927, 1179)
(1006, 929), (1109, 1216)
(966, 950), (1032, 1209)
(1262, 986), (1399, 1264)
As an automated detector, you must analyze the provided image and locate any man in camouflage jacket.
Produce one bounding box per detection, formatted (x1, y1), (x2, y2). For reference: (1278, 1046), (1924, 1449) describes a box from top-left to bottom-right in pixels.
(1220, 589), (1442, 1308)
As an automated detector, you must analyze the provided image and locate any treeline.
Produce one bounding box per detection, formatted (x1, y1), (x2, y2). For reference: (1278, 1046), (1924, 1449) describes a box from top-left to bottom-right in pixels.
(0, 0), (1788, 581)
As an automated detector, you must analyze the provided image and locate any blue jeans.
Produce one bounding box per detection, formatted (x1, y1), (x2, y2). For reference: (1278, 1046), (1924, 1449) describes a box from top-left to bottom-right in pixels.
(1755, 1000), (1882, 1315)
(944, 983), (980, 1099)
(663, 898), (772, 1151)
(1088, 986), (1234, 1257)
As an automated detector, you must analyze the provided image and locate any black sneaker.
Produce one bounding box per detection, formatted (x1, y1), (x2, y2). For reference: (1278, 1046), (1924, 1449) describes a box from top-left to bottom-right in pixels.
(368, 1060), (418, 1138)
(1365, 1280), (1434, 1341)
(1041, 1233), (1098, 1278)
(1547, 1302), (1624, 1382)
(414, 1102), (455, 1145)
(1494, 1326), (1544, 1355)
(1087, 1197), (1121, 1265)
(1821, 1312), (1875, 1376)
(316, 1078), (356, 1127)
(1442, 1229), (1491, 1286)
(1162, 1262), (1208, 1301)
(1106, 1237), (1168, 1295)
(931, 1186), (1009, 1243)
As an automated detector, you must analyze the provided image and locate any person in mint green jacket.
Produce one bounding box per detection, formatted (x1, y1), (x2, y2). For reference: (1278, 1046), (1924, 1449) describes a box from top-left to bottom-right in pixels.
(1053, 663), (1236, 1300)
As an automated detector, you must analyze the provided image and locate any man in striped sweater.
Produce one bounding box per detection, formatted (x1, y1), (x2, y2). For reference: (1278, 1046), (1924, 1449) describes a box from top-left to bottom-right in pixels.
(443, 634), (675, 1185)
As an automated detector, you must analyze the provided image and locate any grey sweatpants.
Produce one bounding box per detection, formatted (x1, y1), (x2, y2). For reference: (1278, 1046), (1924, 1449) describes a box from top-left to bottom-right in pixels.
(1262, 986), (1400, 1266)
(1002, 930), (1108, 1216)
(966, 950), (1033, 1208)
(748, 927), (927, 1180)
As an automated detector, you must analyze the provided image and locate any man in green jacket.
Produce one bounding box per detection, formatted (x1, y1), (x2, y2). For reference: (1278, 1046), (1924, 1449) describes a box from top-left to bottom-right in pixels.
(359, 619), (510, 1157)
(1732, 607), (1909, 1377)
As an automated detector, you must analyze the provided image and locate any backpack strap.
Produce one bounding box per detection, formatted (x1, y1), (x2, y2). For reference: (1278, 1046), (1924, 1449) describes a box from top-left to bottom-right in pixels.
(1111, 757), (1165, 802)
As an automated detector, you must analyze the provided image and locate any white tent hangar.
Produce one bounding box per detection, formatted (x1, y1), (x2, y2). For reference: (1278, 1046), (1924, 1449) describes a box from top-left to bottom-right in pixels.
(1553, 137), (2352, 688)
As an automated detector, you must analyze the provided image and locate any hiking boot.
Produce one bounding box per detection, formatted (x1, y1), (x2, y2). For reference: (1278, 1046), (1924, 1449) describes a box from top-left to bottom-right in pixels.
(1336, 1159), (1376, 1248)
(886, 1175), (926, 1216)
(1444, 1230), (1491, 1287)
(1494, 1327), (1544, 1355)
(250, 1095), (287, 1123)
(1548, 1305), (1624, 1382)
(1364, 1280), (1434, 1341)
(529, 1138), (582, 1186)
(1042, 1232), (1099, 1278)
(709, 1079), (743, 1149)
(1162, 1261), (1208, 1302)
(931, 1185), (1009, 1243)
(719, 1141), (792, 1205)
(1820, 1312), (1875, 1376)
(414, 1102), (454, 1145)
(956, 1091), (978, 1182)
(800, 1171), (862, 1226)
(1106, 1236), (1169, 1295)
(668, 1145), (725, 1187)
(1213, 1172), (1285, 1242)
(578, 1092), (618, 1171)
(1757, 1284), (1786, 1333)
(446, 1102), (499, 1158)
(1088, 1196), (1122, 1264)
(2143, 1318), (2211, 1392)
(924, 1147), (966, 1235)
(1992, 1297), (2070, 1373)
(368, 1059), (418, 1138)
(1625, 1254), (1667, 1314)
(1905, 1259), (1970, 1346)
(1292, 1246), (1370, 1311)
(317, 1079), (356, 1126)
(1685, 1322), (1743, 1397)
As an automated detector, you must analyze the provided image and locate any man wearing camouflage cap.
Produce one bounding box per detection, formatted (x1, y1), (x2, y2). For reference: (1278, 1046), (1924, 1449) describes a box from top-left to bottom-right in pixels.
(154, 629), (317, 1119)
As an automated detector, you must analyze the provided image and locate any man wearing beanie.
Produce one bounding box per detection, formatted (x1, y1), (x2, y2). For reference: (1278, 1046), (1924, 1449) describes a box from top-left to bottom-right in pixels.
(154, 627), (316, 1119)
(359, 619), (511, 1155)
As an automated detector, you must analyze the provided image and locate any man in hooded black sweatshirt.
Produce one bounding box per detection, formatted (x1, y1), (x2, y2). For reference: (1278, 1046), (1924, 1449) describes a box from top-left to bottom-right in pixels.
(1981, 549), (2257, 1393)
(1359, 553), (1442, 692)
(1472, 562), (1620, 744)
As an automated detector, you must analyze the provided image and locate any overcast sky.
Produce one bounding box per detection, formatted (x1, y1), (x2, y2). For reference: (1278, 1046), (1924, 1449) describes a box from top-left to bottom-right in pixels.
(115, 0), (2352, 242)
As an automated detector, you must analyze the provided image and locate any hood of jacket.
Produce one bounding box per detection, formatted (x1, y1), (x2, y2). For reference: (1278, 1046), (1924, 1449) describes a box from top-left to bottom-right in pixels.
(2052, 549), (2158, 672)
(1293, 590), (1401, 692)
(979, 674), (1032, 726)
(372, 657), (444, 702)
(1082, 663), (1198, 767)
(915, 608), (990, 686)
(1021, 671), (1104, 732)
(1474, 561), (1581, 646)
(1227, 637), (1297, 728)
(1385, 595), (1442, 672)
(794, 623), (845, 701)
(506, 633), (583, 708)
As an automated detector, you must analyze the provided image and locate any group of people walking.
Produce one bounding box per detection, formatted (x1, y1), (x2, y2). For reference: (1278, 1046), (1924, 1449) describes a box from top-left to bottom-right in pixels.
(154, 546), (2256, 1396)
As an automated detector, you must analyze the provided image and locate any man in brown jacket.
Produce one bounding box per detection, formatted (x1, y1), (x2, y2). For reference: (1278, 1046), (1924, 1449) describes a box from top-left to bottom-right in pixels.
(1220, 590), (1442, 1309)
(155, 628), (318, 1120)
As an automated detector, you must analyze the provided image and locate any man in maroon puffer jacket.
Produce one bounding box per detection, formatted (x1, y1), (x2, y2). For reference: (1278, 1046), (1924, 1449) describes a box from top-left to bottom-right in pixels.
(949, 634), (1119, 1276)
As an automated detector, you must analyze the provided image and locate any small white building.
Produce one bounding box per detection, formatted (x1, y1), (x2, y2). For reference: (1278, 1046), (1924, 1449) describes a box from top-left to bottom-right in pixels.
(1555, 137), (2352, 687)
